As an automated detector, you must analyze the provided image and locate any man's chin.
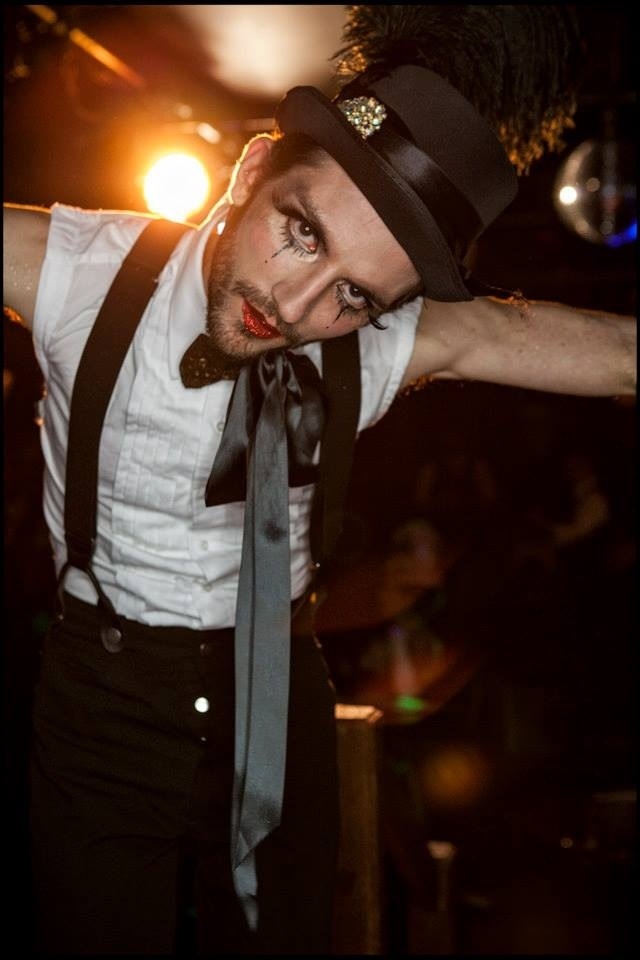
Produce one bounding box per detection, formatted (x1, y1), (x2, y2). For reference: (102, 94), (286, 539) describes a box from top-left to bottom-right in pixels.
(202, 328), (281, 377)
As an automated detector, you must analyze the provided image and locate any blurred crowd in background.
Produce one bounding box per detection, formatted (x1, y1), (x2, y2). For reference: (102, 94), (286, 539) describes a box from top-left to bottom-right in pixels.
(316, 373), (635, 953)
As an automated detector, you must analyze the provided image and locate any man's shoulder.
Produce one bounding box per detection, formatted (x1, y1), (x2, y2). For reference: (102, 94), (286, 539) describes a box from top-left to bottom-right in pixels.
(50, 203), (223, 231)
(358, 296), (422, 356)
(51, 202), (157, 225)
(49, 203), (160, 259)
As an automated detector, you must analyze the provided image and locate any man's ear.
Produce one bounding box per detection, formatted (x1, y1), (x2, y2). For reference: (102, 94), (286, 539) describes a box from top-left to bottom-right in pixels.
(229, 135), (274, 207)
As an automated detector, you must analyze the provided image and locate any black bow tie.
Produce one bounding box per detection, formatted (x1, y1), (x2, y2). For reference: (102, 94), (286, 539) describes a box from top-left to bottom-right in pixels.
(180, 332), (243, 387)
(183, 341), (326, 929)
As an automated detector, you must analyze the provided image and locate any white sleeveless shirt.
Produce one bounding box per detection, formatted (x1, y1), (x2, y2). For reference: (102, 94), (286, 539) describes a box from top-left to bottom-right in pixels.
(32, 201), (421, 628)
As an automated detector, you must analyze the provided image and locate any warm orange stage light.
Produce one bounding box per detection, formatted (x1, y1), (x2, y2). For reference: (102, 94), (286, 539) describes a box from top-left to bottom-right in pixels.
(143, 153), (211, 222)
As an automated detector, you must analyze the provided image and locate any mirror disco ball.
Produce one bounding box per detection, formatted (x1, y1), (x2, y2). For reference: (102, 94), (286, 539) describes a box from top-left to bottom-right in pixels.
(553, 138), (636, 247)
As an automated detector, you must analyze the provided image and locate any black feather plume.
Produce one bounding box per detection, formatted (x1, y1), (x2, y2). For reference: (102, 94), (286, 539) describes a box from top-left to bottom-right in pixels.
(332, 5), (584, 174)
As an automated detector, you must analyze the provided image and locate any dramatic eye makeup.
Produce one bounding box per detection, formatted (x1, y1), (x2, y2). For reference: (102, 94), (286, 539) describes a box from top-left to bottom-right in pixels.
(271, 195), (321, 259)
(270, 187), (390, 330)
(334, 284), (387, 330)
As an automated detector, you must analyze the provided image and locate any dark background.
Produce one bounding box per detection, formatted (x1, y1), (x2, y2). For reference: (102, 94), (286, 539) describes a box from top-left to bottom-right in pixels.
(4, 5), (636, 955)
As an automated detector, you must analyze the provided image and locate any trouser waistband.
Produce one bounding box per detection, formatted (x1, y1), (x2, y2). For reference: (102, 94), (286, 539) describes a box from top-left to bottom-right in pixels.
(57, 589), (316, 648)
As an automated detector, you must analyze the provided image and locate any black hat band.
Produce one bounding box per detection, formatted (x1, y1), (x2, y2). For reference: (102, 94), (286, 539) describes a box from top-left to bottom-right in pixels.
(366, 112), (484, 260)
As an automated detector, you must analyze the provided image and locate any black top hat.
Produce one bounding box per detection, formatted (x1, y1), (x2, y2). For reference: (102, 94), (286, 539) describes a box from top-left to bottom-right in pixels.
(276, 64), (518, 302)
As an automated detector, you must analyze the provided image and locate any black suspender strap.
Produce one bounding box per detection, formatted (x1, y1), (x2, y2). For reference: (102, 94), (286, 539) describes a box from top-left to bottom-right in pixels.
(310, 330), (361, 567)
(64, 218), (192, 569)
(57, 218), (192, 646)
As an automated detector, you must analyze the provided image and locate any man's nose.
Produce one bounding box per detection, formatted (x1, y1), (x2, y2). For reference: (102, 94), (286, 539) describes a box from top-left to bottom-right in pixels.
(271, 273), (327, 326)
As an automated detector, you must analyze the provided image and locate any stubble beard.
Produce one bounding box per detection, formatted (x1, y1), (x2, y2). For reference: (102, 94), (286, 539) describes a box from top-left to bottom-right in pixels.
(204, 209), (305, 373)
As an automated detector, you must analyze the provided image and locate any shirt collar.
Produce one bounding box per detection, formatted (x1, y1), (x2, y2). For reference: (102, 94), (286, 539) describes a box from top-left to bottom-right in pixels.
(167, 200), (230, 381)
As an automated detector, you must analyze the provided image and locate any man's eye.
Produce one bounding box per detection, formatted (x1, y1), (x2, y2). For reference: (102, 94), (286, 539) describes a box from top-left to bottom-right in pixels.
(338, 282), (368, 311)
(290, 218), (319, 254)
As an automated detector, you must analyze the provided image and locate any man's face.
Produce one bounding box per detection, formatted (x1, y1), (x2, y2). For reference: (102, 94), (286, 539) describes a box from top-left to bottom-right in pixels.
(204, 148), (420, 364)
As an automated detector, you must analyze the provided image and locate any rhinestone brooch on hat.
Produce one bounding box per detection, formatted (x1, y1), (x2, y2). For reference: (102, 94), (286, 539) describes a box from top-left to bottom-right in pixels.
(338, 96), (387, 139)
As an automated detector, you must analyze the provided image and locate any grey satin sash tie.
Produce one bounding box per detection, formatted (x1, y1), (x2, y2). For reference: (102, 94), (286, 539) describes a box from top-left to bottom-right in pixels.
(205, 349), (325, 929)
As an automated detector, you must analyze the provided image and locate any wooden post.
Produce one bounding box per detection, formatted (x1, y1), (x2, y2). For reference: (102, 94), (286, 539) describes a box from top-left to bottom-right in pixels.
(331, 703), (384, 955)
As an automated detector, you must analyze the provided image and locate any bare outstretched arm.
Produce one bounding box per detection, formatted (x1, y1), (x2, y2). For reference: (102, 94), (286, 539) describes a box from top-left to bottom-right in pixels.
(403, 295), (636, 398)
(3, 203), (51, 331)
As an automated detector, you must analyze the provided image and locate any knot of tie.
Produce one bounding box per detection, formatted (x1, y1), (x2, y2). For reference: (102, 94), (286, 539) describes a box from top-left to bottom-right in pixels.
(205, 349), (325, 507)
(204, 349), (326, 931)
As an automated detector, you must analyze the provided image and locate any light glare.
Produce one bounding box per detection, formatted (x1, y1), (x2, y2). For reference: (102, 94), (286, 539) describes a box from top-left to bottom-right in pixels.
(143, 153), (211, 222)
(558, 185), (578, 206)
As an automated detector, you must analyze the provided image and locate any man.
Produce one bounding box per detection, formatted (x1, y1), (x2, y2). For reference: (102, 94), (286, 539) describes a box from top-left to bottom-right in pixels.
(3, 5), (636, 956)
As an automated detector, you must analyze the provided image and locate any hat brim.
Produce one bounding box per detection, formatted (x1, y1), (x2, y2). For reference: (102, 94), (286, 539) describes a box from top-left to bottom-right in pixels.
(277, 86), (473, 302)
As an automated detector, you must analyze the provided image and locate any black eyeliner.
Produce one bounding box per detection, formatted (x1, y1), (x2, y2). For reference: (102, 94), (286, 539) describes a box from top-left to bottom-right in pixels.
(272, 190), (326, 251)
(270, 242), (291, 259)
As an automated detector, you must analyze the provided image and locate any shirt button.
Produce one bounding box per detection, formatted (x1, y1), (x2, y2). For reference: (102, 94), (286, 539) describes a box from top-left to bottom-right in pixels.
(199, 540), (209, 551)
(194, 697), (210, 713)
(199, 642), (211, 656)
(216, 421), (225, 432)
(203, 583), (213, 592)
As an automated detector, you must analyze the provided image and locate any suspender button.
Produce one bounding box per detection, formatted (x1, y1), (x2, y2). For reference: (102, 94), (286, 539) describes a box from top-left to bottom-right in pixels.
(101, 625), (124, 653)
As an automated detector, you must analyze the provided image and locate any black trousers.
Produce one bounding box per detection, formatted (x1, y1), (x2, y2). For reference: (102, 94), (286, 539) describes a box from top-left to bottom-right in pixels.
(29, 594), (339, 955)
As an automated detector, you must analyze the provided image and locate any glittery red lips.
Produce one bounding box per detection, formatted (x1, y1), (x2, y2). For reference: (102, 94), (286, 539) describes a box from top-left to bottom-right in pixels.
(241, 299), (280, 339)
